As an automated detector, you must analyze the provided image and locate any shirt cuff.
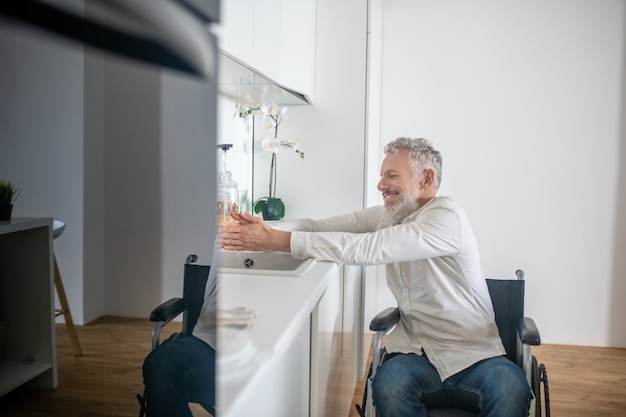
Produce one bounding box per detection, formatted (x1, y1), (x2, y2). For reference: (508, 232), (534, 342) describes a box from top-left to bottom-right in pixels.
(289, 231), (309, 259)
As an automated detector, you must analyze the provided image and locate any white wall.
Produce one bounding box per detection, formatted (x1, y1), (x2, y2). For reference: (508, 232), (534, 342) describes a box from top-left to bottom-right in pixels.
(0, 16), (87, 323)
(374, 0), (626, 347)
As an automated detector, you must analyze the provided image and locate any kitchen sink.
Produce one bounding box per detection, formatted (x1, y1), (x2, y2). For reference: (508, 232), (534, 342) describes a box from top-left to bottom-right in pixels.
(218, 250), (316, 276)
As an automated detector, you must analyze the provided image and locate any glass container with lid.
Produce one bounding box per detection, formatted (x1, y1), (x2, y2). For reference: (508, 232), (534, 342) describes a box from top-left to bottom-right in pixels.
(217, 144), (239, 223)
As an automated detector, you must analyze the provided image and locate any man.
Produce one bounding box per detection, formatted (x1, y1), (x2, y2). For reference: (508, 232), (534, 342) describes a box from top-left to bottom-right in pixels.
(223, 137), (532, 417)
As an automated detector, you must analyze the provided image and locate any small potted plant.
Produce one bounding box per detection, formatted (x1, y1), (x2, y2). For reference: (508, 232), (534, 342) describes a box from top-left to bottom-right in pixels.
(0, 179), (19, 221)
(237, 102), (304, 220)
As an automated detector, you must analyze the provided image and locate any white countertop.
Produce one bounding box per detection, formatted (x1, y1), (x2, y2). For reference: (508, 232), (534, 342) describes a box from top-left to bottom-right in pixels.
(217, 260), (340, 417)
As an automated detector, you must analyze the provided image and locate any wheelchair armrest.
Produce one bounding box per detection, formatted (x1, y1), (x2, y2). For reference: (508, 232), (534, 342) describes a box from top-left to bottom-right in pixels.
(370, 307), (400, 332)
(518, 317), (541, 346)
(149, 297), (186, 323)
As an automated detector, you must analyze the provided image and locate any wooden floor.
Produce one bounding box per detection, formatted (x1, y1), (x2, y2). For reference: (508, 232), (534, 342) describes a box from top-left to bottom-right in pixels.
(349, 342), (626, 417)
(0, 316), (156, 417)
(1, 317), (625, 417)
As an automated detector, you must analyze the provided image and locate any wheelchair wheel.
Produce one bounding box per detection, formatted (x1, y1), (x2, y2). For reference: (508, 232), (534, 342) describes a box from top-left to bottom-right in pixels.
(531, 356), (541, 417)
(539, 363), (550, 417)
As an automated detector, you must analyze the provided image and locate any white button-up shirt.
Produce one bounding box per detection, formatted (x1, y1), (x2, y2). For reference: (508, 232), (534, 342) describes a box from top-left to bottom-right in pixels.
(280, 196), (506, 380)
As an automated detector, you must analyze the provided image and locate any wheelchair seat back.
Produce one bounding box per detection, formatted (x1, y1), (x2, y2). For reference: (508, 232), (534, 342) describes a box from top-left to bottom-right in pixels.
(182, 262), (211, 336)
(486, 279), (525, 367)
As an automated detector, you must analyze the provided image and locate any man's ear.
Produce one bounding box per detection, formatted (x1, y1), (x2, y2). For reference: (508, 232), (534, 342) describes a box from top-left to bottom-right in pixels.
(423, 169), (435, 188)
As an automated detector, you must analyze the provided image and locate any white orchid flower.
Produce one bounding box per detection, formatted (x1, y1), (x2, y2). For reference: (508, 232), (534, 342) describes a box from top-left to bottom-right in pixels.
(235, 101), (263, 118)
(261, 103), (285, 116)
(261, 137), (281, 154)
(236, 101), (304, 203)
(263, 118), (277, 130)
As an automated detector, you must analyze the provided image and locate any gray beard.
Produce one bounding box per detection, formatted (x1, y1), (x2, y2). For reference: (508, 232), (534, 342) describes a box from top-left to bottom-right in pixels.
(386, 193), (420, 225)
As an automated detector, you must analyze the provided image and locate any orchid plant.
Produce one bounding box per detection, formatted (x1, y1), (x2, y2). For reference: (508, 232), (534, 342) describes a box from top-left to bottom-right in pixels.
(237, 101), (304, 219)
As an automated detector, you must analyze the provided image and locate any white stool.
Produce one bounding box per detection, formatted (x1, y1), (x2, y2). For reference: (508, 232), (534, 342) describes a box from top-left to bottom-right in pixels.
(53, 220), (83, 356)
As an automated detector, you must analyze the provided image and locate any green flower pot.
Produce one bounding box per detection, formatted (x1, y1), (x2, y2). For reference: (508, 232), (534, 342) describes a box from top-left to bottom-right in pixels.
(255, 197), (284, 221)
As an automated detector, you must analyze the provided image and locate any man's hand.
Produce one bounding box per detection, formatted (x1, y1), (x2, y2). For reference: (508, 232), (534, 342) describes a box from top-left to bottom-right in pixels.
(220, 212), (291, 252)
(230, 211), (256, 225)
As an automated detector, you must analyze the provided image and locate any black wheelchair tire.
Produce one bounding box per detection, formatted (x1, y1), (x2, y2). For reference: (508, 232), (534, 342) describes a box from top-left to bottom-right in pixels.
(531, 355), (541, 417)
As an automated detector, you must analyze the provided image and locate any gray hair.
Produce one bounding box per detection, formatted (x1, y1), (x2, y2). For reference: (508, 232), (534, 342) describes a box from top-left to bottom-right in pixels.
(384, 137), (442, 190)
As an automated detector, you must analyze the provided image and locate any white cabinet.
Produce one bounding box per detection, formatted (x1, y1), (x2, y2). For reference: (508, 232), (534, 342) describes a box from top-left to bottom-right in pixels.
(311, 265), (362, 417)
(275, 0), (316, 97)
(0, 218), (57, 397)
(311, 271), (342, 417)
(218, 0), (316, 100)
(218, 0), (255, 65)
(218, 262), (359, 417)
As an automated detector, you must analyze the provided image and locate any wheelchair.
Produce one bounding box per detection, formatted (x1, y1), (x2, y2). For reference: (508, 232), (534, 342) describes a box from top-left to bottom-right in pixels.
(136, 254), (212, 417)
(356, 270), (550, 417)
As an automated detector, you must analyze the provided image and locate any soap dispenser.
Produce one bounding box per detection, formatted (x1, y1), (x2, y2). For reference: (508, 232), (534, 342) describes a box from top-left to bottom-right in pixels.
(217, 144), (239, 223)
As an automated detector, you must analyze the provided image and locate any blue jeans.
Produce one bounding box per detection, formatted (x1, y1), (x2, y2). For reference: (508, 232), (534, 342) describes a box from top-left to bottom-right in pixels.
(142, 335), (215, 417)
(371, 353), (532, 417)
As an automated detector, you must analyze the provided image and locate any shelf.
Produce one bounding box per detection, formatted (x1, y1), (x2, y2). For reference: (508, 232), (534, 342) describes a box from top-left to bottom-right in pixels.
(0, 360), (53, 396)
(0, 217), (57, 398)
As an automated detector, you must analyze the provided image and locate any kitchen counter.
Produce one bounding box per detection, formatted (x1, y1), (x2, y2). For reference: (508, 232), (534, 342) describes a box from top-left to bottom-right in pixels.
(217, 259), (340, 417)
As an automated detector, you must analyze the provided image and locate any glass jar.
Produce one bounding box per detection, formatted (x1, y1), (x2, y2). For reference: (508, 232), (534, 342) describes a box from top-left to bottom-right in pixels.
(217, 170), (239, 223)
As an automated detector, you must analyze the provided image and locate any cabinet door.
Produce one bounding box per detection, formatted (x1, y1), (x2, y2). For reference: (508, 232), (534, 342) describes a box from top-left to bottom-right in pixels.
(310, 265), (363, 416)
(310, 271), (342, 417)
(277, 0), (316, 96)
(342, 264), (362, 379)
(218, 0), (255, 66)
(218, 0), (316, 98)
(224, 315), (311, 417)
(252, 0), (282, 81)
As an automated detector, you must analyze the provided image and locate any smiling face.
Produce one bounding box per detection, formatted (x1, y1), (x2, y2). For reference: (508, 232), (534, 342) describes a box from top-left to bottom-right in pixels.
(377, 149), (417, 209)
(377, 148), (436, 222)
